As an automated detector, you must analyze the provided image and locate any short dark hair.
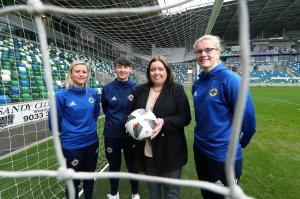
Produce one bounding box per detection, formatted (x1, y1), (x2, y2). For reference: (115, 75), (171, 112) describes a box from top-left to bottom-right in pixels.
(115, 56), (132, 67)
(146, 55), (174, 85)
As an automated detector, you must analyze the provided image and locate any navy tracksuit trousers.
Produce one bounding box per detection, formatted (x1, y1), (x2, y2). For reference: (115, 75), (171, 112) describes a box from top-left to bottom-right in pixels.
(63, 141), (99, 199)
(104, 136), (139, 195)
(193, 145), (242, 199)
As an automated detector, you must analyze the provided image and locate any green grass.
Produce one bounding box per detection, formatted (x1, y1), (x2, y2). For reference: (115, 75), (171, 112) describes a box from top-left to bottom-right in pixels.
(94, 86), (300, 199)
(0, 119), (106, 199)
(1, 86), (300, 199)
(240, 87), (300, 199)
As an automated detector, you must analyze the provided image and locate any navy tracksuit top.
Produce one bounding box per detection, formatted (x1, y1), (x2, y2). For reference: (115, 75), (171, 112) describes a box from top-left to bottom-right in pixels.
(101, 79), (137, 138)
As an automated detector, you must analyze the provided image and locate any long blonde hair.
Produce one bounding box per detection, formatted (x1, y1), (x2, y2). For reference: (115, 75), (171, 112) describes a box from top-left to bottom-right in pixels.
(63, 61), (90, 88)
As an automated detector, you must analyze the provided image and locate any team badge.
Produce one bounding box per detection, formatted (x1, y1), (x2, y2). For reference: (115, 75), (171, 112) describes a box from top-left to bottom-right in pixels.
(71, 159), (79, 167)
(128, 94), (134, 101)
(106, 147), (113, 153)
(88, 97), (94, 103)
(209, 88), (218, 96)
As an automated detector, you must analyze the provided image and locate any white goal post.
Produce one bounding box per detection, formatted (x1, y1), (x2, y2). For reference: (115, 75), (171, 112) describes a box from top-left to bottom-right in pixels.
(0, 0), (253, 198)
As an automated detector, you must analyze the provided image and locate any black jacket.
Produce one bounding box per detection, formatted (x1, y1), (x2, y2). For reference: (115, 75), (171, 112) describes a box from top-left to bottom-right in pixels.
(132, 82), (191, 172)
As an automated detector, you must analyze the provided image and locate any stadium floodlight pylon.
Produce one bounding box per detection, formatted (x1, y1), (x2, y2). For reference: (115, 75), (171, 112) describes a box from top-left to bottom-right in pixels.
(0, 0), (253, 198)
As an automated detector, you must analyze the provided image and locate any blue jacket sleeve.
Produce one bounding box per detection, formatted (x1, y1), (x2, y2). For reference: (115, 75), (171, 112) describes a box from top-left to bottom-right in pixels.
(94, 92), (101, 120)
(48, 92), (63, 133)
(240, 93), (256, 148)
(225, 74), (256, 148)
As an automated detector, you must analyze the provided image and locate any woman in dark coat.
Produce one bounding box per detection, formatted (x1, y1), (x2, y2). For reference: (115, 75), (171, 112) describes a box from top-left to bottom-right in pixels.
(131, 55), (191, 199)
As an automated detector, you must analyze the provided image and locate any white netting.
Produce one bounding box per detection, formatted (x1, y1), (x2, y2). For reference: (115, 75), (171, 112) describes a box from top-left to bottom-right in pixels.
(0, 0), (253, 198)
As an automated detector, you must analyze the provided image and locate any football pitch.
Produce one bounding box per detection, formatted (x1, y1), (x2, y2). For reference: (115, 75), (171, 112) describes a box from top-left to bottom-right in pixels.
(0, 86), (299, 199)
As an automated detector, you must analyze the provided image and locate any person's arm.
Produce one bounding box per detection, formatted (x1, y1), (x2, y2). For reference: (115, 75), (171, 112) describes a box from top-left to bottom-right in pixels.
(94, 91), (101, 120)
(162, 85), (191, 129)
(100, 87), (107, 115)
(240, 93), (256, 148)
(48, 93), (63, 134)
(225, 75), (256, 148)
(131, 85), (142, 112)
(151, 85), (191, 139)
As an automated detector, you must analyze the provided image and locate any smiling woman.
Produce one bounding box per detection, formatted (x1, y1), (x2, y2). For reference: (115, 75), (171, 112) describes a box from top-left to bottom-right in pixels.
(131, 55), (191, 199)
(64, 61), (90, 88)
(192, 35), (256, 199)
(101, 56), (140, 199)
(193, 35), (222, 72)
(48, 60), (101, 199)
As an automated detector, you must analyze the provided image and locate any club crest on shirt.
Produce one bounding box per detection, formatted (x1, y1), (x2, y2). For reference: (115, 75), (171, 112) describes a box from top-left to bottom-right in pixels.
(88, 97), (94, 103)
(106, 147), (113, 153)
(71, 159), (79, 167)
(209, 88), (218, 96)
(128, 94), (134, 101)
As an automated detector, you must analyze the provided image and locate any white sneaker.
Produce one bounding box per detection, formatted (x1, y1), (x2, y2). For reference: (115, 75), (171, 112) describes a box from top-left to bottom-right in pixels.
(107, 192), (120, 199)
(132, 193), (140, 199)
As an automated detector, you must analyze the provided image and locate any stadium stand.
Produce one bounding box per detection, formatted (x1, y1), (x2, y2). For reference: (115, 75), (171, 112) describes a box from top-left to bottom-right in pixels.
(0, 35), (128, 105)
(0, 0), (300, 198)
(288, 62), (300, 77)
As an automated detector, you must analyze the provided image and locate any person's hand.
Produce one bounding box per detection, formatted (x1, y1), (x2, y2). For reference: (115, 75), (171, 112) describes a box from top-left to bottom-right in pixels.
(150, 118), (164, 140)
(125, 122), (131, 136)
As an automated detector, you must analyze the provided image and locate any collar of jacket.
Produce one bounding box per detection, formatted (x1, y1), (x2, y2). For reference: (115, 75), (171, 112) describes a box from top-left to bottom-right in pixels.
(142, 82), (171, 91)
(198, 64), (227, 80)
(67, 87), (87, 94)
(114, 78), (134, 88)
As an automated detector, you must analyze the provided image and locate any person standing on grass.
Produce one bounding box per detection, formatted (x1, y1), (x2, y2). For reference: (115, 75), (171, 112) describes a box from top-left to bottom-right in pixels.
(192, 35), (256, 199)
(131, 55), (191, 199)
(49, 61), (100, 199)
(101, 57), (140, 199)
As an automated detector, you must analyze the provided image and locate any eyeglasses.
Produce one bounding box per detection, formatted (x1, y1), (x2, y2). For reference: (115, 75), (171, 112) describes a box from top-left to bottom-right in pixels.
(194, 48), (217, 55)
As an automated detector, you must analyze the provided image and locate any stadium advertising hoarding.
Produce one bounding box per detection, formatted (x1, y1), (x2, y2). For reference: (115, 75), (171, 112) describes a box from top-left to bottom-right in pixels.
(0, 100), (49, 129)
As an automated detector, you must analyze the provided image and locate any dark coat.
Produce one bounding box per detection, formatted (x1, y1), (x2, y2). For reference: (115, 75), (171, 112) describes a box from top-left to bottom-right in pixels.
(132, 82), (191, 172)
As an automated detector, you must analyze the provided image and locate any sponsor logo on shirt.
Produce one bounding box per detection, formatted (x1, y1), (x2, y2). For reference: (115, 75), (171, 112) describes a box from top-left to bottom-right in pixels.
(209, 88), (218, 96)
(111, 96), (117, 101)
(69, 101), (77, 107)
(215, 180), (224, 186)
(128, 94), (134, 101)
(193, 91), (197, 97)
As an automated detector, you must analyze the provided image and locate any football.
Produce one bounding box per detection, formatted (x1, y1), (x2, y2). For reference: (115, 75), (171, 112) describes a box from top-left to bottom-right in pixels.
(126, 109), (157, 141)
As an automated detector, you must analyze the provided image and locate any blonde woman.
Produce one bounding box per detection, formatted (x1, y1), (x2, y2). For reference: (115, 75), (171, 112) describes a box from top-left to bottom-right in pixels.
(49, 61), (100, 199)
(192, 35), (256, 199)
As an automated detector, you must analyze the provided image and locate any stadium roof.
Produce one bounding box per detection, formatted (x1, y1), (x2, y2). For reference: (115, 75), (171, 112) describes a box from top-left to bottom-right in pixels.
(41, 0), (300, 53)
(214, 0), (300, 43)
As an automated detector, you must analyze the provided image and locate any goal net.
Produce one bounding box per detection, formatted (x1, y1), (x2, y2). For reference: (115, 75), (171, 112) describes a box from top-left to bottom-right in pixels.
(0, 0), (252, 198)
